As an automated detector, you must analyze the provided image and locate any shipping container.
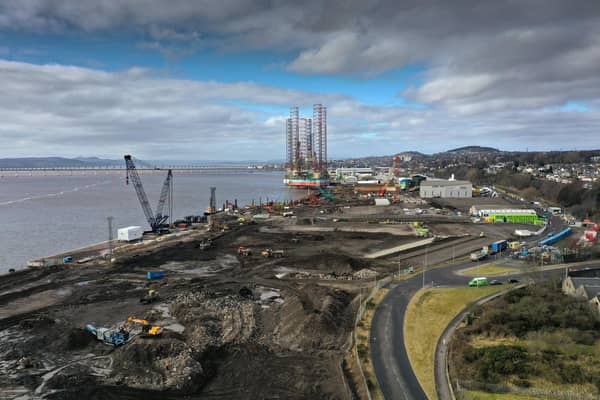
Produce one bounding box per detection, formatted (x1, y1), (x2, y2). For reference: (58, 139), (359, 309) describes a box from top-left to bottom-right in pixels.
(118, 226), (143, 242)
(490, 240), (508, 254)
(538, 228), (572, 247)
(147, 271), (165, 280)
(374, 198), (390, 206)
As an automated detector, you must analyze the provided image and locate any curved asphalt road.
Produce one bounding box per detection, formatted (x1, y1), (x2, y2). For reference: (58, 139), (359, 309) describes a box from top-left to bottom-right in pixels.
(370, 217), (569, 400)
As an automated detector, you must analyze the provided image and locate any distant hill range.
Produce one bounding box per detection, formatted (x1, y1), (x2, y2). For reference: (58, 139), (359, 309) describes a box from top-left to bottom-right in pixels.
(331, 146), (600, 168)
(0, 157), (122, 168)
(445, 146), (500, 153)
(0, 157), (279, 168)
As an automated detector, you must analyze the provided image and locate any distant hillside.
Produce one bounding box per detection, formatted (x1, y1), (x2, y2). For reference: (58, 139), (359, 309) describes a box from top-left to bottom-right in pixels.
(0, 157), (91, 168)
(446, 146), (500, 153)
(73, 157), (122, 166)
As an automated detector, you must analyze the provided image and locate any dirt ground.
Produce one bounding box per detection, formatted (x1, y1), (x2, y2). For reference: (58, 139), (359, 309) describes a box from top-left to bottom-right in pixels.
(0, 221), (397, 399)
(0, 189), (542, 399)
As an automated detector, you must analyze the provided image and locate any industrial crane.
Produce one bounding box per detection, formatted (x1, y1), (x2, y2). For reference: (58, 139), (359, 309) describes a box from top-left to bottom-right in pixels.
(124, 155), (173, 233)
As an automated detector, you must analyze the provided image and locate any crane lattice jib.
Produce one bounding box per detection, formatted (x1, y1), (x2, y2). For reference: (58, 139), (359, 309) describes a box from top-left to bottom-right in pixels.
(154, 169), (172, 225)
(124, 155), (158, 231)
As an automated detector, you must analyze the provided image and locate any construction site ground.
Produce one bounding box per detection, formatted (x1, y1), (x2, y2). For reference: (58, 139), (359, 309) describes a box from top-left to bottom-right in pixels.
(0, 194), (540, 399)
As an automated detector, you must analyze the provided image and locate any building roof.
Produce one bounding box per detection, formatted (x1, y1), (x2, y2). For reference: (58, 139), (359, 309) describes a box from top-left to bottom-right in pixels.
(420, 180), (471, 187)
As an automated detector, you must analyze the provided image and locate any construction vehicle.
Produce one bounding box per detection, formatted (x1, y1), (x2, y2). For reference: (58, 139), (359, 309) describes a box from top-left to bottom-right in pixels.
(260, 248), (285, 258)
(470, 246), (489, 261)
(124, 155), (173, 234)
(85, 324), (129, 346)
(238, 246), (251, 256)
(316, 186), (334, 201)
(124, 317), (163, 336)
(140, 289), (160, 304)
(198, 238), (212, 250)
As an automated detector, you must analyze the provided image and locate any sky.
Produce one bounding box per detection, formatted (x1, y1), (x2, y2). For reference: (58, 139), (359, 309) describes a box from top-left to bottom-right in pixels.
(0, 1), (599, 161)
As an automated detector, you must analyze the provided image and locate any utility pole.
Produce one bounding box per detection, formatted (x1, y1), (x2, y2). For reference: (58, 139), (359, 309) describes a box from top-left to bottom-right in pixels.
(422, 245), (428, 289)
(107, 216), (113, 263)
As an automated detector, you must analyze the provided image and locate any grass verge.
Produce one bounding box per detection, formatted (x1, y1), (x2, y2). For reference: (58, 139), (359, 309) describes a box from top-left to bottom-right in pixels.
(355, 288), (389, 400)
(461, 390), (542, 400)
(461, 264), (520, 277)
(404, 285), (512, 400)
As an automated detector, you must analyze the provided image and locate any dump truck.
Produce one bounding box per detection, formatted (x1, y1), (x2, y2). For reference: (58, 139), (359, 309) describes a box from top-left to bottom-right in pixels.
(260, 248), (285, 258)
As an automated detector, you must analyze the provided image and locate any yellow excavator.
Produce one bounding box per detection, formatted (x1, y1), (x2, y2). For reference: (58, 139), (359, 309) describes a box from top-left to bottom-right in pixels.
(125, 317), (163, 336)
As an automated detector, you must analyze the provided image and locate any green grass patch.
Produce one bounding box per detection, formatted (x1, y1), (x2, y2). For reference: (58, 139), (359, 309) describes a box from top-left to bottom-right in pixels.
(462, 264), (520, 277)
(462, 390), (542, 400)
(404, 285), (510, 400)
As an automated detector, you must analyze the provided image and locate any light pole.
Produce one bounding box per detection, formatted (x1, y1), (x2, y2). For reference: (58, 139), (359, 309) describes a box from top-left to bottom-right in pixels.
(422, 245), (428, 289)
(107, 216), (113, 263)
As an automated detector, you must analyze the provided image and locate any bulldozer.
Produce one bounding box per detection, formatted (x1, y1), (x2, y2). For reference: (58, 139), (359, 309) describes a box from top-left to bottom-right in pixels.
(124, 317), (163, 336)
(140, 289), (160, 304)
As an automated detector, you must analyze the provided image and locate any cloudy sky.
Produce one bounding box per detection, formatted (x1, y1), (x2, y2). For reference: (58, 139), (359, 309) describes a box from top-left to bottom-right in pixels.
(0, 0), (599, 160)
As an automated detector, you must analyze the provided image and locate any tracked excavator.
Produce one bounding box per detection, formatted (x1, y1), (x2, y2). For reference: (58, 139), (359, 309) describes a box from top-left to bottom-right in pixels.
(124, 317), (163, 336)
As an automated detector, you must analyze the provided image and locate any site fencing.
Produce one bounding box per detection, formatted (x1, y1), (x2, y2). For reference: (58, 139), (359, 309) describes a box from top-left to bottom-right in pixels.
(455, 379), (599, 400)
(352, 275), (393, 400)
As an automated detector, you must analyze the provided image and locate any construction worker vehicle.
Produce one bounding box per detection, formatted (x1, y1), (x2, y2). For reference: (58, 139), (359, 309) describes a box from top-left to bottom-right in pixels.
(85, 324), (129, 347)
(260, 248), (285, 258)
(125, 317), (163, 336)
(140, 289), (160, 304)
(198, 238), (212, 250)
(238, 246), (252, 256)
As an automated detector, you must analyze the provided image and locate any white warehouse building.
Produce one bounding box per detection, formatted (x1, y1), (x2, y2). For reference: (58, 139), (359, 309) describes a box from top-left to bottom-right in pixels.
(419, 180), (473, 198)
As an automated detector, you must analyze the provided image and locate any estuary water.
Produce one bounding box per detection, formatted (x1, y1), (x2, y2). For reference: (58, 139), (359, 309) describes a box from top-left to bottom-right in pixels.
(0, 170), (303, 272)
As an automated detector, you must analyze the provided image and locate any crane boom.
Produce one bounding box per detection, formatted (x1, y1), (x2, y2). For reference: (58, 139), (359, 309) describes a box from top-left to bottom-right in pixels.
(154, 169), (172, 226)
(124, 155), (172, 233)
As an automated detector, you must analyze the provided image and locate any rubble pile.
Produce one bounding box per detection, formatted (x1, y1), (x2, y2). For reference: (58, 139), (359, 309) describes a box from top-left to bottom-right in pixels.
(170, 292), (256, 350)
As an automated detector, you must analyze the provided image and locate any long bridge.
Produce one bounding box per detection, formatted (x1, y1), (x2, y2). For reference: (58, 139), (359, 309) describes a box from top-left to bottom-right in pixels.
(0, 166), (283, 176)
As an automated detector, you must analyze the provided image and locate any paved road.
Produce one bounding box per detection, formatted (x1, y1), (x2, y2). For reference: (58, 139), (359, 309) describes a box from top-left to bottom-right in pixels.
(370, 216), (570, 400)
(370, 260), (475, 400)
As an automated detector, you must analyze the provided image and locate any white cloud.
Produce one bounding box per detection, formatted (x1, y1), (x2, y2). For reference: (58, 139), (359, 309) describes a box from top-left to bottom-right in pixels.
(1, 59), (599, 160)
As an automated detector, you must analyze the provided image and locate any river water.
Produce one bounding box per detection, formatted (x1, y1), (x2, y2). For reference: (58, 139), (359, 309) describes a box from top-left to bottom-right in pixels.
(0, 170), (304, 272)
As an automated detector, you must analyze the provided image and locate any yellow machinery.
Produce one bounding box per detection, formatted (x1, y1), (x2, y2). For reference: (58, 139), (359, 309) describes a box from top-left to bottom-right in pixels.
(125, 317), (163, 336)
(261, 248), (285, 258)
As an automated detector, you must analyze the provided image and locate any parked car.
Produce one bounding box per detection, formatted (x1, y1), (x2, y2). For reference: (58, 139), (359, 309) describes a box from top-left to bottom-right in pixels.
(507, 278), (520, 284)
(489, 280), (503, 286)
